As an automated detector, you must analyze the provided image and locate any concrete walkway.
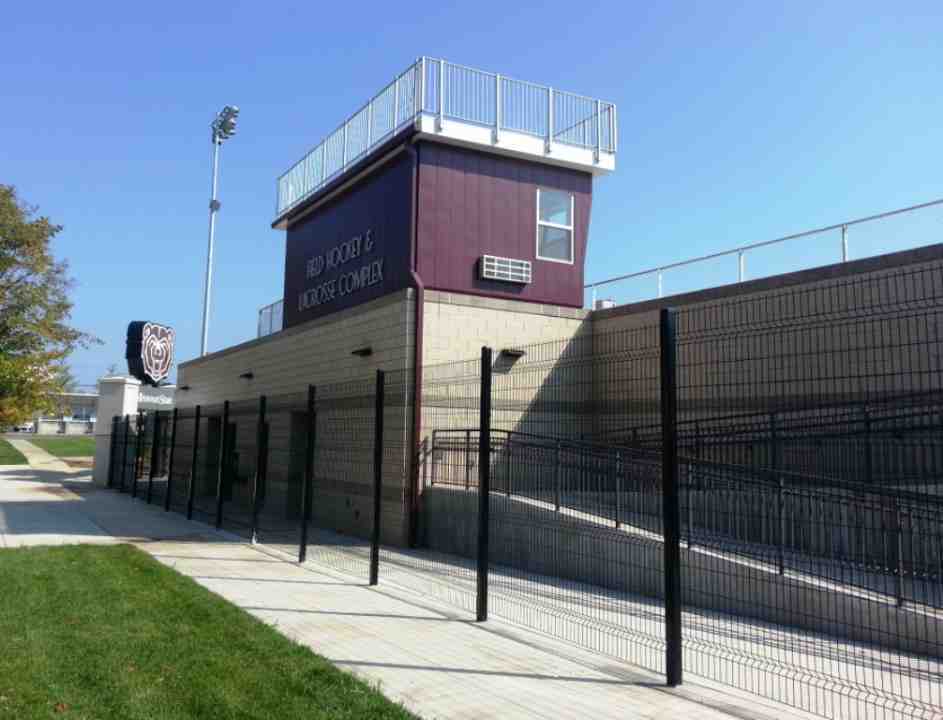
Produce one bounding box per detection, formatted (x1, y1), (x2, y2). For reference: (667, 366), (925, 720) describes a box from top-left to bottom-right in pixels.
(6, 437), (76, 473)
(0, 469), (816, 720)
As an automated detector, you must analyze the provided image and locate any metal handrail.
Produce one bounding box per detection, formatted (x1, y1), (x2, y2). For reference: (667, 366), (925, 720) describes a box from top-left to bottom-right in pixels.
(257, 299), (283, 338)
(431, 425), (943, 507)
(586, 197), (943, 305)
(275, 56), (617, 218)
(433, 426), (660, 459)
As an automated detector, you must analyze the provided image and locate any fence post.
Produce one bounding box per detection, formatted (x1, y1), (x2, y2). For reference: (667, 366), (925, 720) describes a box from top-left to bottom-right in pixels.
(659, 308), (683, 687)
(863, 407), (873, 485)
(477, 346), (493, 623)
(546, 87), (554, 153)
(108, 415), (120, 488)
(422, 437), (429, 488)
(895, 499), (904, 607)
(554, 441), (561, 511)
(120, 414), (130, 491)
(437, 59), (445, 130)
(251, 395), (268, 544)
(214, 401), (230, 529)
(417, 57), (425, 115)
(131, 413), (144, 499)
(594, 98), (601, 162)
(394, 71), (401, 128)
(107, 417), (118, 488)
(146, 412), (161, 504)
(370, 370), (386, 586)
(494, 73), (501, 144)
(299, 385), (316, 563)
(771, 412), (785, 575)
(164, 409), (178, 512)
(611, 104), (618, 153)
(125, 415), (134, 491)
(342, 123), (348, 168)
(688, 422), (700, 549)
(615, 450), (622, 529)
(465, 429), (471, 490)
(187, 405), (201, 520)
(430, 431), (437, 486)
(505, 437), (512, 497)
(129, 413), (138, 496)
(138, 413), (148, 493)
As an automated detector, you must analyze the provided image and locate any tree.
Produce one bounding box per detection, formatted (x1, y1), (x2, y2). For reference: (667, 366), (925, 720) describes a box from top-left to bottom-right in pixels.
(0, 185), (98, 426)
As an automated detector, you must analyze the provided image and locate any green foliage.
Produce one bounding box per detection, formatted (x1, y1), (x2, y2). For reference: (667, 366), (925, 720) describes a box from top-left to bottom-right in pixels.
(0, 185), (98, 426)
(0, 545), (417, 720)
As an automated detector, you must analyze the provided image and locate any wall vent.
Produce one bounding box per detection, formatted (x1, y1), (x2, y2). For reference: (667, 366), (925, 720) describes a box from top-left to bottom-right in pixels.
(480, 255), (532, 284)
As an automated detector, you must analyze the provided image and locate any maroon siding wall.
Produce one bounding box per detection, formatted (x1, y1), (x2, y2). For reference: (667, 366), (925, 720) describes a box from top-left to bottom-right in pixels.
(416, 142), (592, 307)
(283, 151), (414, 329)
(281, 138), (596, 331)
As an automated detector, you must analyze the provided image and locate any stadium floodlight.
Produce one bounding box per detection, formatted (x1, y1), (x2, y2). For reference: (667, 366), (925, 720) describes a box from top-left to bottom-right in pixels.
(213, 105), (239, 142)
(200, 105), (240, 356)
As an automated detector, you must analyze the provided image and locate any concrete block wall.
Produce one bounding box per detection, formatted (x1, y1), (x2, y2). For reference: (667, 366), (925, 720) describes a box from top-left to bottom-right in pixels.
(589, 248), (943, 478)
(422, 290), (591, 444)
(176, 289), (415, 545)
(422, 291), (589, 366)
(178, 290), (415, 403)
(592, 249), (943, 414)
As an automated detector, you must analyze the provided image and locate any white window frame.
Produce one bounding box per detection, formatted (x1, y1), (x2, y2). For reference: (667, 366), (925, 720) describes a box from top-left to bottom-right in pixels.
(535, 188), (575, 265)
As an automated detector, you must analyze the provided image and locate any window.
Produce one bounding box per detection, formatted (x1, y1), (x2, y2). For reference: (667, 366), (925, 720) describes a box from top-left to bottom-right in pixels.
(536, 188), (574, 263)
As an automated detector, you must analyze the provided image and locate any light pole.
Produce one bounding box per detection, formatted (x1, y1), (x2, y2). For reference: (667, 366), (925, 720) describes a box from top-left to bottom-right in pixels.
(200, 105), (239, 356)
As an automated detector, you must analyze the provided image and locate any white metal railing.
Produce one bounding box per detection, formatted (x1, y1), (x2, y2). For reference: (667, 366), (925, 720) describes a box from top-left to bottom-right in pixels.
(257, 299), (283, 338)
(585, 198), (943, 308)
(275, 57), (617, 217)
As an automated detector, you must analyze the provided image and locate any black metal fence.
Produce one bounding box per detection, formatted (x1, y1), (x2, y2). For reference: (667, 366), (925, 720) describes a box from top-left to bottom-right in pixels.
(106, 264), (943, 720)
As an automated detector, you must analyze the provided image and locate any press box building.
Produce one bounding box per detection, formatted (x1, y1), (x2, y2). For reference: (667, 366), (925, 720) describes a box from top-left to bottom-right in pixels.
(177, 58), (616, 544)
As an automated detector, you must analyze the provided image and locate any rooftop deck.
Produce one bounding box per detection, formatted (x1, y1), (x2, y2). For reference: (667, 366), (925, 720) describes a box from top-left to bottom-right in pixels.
(274, 57), (617, 225)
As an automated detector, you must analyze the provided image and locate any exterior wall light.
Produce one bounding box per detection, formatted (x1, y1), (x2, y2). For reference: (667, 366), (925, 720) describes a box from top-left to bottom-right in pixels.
(500, 348), (526, 358)
(239, 371), (254, 380)
(351, 346), (373, 357)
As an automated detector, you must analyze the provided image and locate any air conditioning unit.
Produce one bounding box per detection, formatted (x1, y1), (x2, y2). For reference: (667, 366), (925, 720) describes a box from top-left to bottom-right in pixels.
(480, 255), (532, 284)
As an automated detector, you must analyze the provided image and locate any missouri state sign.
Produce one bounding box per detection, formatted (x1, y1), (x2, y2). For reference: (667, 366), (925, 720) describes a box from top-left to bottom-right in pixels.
(126, 321), (175, 386)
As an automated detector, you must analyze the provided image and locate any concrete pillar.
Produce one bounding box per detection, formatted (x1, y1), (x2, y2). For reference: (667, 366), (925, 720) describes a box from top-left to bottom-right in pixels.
(92, 377), (141, 487)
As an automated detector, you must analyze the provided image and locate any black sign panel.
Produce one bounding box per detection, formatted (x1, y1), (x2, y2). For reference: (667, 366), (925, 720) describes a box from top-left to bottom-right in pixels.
(283, 151), (412, 329)
(126, 321), (175, 387)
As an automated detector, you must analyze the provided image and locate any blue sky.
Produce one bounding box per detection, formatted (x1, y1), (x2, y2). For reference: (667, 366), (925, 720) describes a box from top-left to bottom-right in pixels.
(3, 1), (941, 386)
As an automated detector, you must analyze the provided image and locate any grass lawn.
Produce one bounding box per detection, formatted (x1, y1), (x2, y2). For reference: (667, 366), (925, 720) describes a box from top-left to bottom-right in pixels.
(0, 438), (27, 465)
(26, 436), (96, 457)
(0, 545), (416, 720)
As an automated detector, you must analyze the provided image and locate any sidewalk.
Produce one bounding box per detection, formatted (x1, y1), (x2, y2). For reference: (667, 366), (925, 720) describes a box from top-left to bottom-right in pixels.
(0, 469), (814, 720)
(6, 437), (76, 473)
